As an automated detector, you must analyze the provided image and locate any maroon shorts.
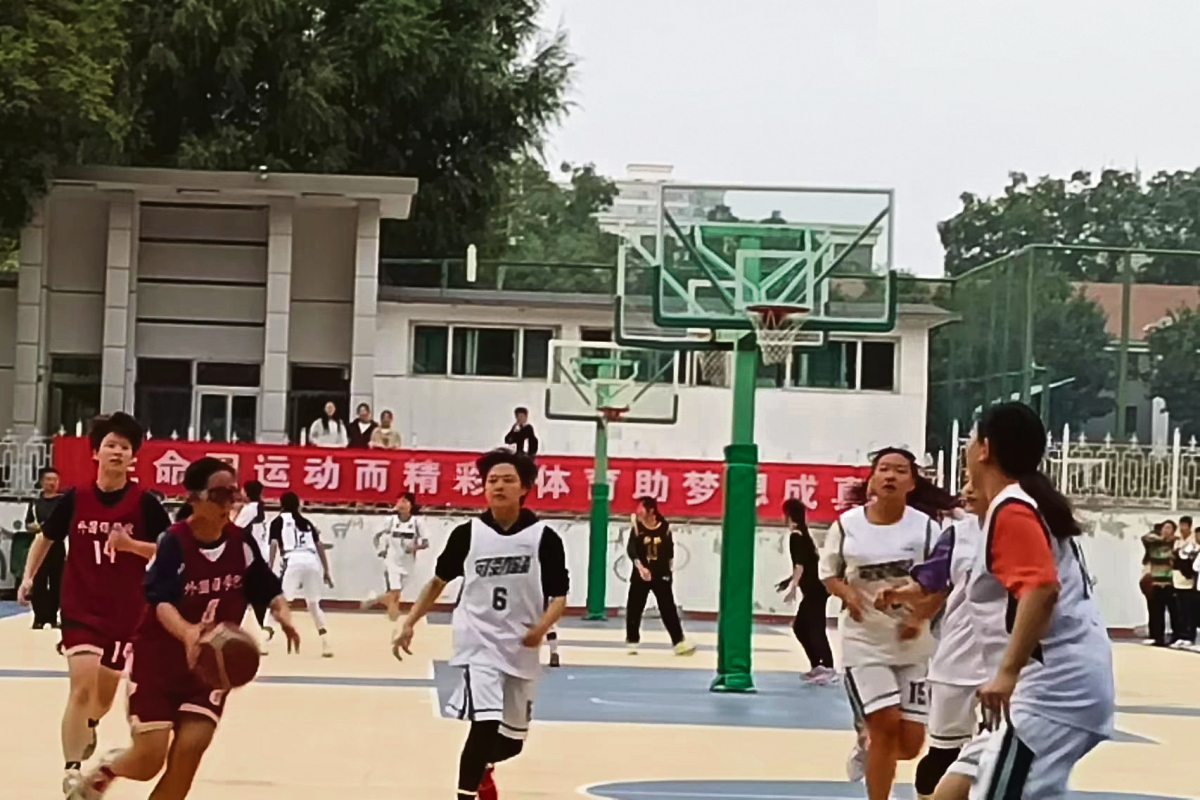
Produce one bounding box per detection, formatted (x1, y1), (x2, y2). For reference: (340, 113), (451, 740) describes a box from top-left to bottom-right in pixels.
(60, 625), (132, 673)
(126, 645), (225, 731)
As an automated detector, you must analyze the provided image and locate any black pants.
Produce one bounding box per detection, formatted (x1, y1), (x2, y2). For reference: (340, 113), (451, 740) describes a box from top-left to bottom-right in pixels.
(792, 592), (834, 669)
(1176, 588), (1197, 643)
(31, 541), (65, 627)
(1147, 585), (1181, 645)
(626, 574), (684, 645)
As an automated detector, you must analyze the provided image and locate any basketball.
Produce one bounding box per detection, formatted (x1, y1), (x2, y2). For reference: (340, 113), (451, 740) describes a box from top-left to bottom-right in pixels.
(194, 623), (261, 691)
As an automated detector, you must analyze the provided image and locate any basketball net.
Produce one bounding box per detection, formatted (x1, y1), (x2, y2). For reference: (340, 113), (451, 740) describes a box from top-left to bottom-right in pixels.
(748, 305), (811, 365)
(696, 351), (728, 386)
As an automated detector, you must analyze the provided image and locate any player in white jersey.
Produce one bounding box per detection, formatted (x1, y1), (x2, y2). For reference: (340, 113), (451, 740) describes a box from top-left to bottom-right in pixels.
(269, 491), (335, 657)
(937, 402), (1114, 800)
(819, 447), (958, 800)
(398, 449), (568, 800)
(363, 492), (429, 658)
(233, 480), (274, 653)
(879, 484), (988, 800)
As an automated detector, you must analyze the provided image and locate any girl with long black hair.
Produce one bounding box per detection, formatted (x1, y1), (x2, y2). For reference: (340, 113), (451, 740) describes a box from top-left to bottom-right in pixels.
(625, 496), (696, 656)
(777, 498), (835, 683)
(819, 446), (958, 800)
(936, 401), (1113, 800)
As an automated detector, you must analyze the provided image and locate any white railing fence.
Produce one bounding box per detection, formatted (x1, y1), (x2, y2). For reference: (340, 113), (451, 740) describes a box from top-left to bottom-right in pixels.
(943, 424), (1200, 511)
(0, 432), (54, 498)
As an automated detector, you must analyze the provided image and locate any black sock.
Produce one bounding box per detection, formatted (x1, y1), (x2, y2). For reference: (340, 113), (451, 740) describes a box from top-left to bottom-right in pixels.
(65, 761), (81, 771)
(87, 718), (98, 729)
(318, 628), (327, 636)
(915, 746), (960, 796)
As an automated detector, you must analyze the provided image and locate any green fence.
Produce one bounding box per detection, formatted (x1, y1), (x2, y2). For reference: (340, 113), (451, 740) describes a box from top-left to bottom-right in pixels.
(927, 244), (1200, 453)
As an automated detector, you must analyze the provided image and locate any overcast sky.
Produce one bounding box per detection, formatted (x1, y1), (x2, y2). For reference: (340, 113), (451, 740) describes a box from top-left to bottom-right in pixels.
(538, 0), (1200, 275)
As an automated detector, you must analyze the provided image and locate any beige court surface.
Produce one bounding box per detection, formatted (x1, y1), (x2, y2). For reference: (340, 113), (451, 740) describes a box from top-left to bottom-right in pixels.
(0, 605), (1194, 800)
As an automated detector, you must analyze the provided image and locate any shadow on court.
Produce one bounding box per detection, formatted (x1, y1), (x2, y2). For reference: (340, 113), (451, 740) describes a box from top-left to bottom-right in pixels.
(584, 780), (1187, 800)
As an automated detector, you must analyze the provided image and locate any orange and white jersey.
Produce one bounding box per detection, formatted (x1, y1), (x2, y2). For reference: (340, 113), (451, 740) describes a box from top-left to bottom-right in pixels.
(968, 483), (1114, 737)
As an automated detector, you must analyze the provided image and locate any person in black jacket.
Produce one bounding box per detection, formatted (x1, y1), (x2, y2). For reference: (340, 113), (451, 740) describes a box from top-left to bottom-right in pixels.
(777, 498), (836, 683)
(625, 496), (695, 655)
(504, 407), (539, 459)
(25, 467), (64, 629)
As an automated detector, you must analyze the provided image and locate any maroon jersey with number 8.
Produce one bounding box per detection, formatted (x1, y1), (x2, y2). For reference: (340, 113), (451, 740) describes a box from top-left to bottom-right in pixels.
(61, 484), (150, 640)
(134, 521), (250, 684)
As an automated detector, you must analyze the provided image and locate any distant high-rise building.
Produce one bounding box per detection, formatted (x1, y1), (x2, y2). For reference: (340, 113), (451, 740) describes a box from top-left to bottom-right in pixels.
(595, 164), (726, 234)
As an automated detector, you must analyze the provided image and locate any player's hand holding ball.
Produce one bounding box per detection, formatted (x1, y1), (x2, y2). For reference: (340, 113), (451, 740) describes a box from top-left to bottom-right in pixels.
(183, 622), (206, 669)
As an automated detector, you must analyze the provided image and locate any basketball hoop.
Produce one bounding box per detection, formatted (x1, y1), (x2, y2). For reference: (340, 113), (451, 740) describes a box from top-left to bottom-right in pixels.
(746, 303), (811, 365)
(598, 406), (629, 423)
(695, 351), (727, 386)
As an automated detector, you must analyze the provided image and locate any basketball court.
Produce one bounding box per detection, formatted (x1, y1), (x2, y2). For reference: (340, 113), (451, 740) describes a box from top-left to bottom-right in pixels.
(0, 603), (1193, 799)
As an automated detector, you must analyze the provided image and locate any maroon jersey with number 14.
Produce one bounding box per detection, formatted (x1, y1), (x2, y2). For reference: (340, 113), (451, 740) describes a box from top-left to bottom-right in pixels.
(61, 483), (150, 641)
(133, 521), (251, 685)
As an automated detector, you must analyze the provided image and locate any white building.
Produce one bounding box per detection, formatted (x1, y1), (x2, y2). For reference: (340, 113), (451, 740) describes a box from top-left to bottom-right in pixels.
(1, 167), (951, 465)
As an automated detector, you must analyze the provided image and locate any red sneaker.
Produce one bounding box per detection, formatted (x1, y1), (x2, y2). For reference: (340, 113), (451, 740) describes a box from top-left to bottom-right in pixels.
(478, 766), (498, 800)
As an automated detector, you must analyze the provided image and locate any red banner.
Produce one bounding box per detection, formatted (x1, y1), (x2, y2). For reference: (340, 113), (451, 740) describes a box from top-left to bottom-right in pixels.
(52, 438), (867, 523)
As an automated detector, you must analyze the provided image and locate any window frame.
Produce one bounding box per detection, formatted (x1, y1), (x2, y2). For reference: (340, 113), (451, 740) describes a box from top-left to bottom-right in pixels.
(409, 322), (560, 380)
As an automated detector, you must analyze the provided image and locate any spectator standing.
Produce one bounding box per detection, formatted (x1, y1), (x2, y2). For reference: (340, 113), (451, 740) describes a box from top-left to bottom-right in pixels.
(348, 403), (378, 449)
(370, 410), (403, 449)
(1142, 520), (1180, 646)
(1172, 515), (1199, 646)
(504, 406), (539, 459)
(25, 467), (64, 629)
(777, 498), (835, 683)
(308, 401), (349, 448)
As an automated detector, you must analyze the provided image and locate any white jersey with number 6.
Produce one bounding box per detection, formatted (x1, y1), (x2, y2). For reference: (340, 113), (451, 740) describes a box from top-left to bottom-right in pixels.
(450, 517), (545, 680)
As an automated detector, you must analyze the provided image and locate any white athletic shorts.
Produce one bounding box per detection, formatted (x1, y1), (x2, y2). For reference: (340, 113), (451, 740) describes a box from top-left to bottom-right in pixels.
(281, 561), (323, 601)
(844, 662), (930, 723)
(384, 565), (408, 594)
(948, 707), (1106, 800)
(446, 664), (536, 741)
(928, 681), (980, 749)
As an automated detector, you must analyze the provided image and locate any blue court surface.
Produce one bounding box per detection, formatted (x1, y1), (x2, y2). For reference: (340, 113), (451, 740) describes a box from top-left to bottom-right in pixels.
(584, 780), (1186, 800)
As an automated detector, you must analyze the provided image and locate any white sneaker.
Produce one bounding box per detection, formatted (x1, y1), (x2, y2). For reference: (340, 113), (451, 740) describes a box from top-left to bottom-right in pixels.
(63, 768), (82, 797)
(845, 740), (866, 783)
(674, 641), (697, 656)
(321, 636), (334, 658)
(626, 642), (638, 655)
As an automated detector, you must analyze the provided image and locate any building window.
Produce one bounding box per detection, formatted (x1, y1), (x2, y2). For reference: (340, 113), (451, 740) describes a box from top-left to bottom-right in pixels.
(48, 357), (101, 436)
(452, 327), (517, 377)
(287, 364), (349, 444)
(135, 358), (193, 439)
(1124, 405), (1139, 437)
(860, 341), (896, 391)
(412, 324), (558, 379)
(413, 326), (449, 375)
(788, 340), (896, 392)
(195, 362), (261, 388)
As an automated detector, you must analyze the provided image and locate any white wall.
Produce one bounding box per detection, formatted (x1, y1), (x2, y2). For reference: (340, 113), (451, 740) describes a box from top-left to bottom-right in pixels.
(0, 500), (1152, 630)
(289, 206), (355, 365)
(45, 195), (108, 357)
(375, 300), (931, 462)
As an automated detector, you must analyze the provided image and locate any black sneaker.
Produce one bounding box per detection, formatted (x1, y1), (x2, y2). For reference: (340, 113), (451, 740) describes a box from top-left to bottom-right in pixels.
(549, 653), (561, 668)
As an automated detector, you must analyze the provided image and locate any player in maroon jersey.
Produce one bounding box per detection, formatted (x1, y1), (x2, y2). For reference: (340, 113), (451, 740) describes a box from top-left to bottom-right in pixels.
(18, 412), (170, 795)
(70, 456), (299, 800)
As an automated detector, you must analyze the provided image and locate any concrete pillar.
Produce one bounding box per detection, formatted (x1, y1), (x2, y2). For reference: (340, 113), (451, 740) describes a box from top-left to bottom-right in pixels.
(260, 200), (294, 443)
(124, 200), (140, 410)
(101, 192), (135, 413)
(13, 200), (48, 433)
(351, 200), (380, 415)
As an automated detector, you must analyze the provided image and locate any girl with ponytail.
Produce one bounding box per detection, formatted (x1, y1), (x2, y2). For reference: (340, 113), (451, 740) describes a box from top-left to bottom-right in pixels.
(942, 401), (1113, 800)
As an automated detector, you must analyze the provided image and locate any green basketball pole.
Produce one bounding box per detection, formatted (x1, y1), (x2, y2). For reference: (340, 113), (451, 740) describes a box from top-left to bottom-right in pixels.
(584, 416), (610, 620)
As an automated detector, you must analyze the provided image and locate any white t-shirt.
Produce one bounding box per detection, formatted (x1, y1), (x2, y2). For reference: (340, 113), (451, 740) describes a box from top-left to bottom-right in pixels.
(379, 515), (425, 576)
(818, 504), (937, 668)
(928, 515), (989, 686)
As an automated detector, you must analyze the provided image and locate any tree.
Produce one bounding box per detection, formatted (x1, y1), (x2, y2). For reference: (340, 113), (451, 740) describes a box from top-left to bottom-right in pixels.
(0, 0), (127, 235)
(3, 0), (574, 259)
(938, 168), (1200, 284)
(1145, 308), (1200, 438)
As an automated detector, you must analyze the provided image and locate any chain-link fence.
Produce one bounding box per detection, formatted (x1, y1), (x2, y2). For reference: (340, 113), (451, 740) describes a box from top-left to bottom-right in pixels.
(927, 244), (1200, 456)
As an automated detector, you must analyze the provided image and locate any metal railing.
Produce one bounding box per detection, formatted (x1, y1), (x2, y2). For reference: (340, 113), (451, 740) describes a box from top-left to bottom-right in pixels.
(0, 432), (53, 499)
(947, 421), (1200, 510)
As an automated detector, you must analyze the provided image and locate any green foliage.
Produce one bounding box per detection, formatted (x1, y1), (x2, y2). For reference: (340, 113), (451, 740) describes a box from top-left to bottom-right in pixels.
(2, 0), (574, 259)
(939, 169), (1200, 284)
(1145, 308), (1200, 438)
(0, 0), (127, 235)
(0, 234), (16, 271)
